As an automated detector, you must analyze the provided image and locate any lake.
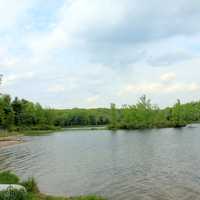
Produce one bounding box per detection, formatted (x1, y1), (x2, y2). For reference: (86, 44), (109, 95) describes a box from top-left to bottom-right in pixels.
(1, 126), (200, 200)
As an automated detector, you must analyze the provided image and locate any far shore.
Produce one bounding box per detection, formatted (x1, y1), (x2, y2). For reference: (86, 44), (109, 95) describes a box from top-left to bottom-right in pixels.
(0, 124), (197, 149)
(64, 126), (107, 130)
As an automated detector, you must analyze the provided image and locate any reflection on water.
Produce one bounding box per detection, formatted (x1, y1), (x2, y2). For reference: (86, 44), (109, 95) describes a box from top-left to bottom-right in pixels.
(1, 126), (200, 200)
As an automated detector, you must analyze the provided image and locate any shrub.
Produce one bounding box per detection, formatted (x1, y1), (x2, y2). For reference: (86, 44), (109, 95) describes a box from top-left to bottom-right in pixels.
(21, 178), (39, 193)
(0, 189), (27, 200)
(0, 171), (20, 184)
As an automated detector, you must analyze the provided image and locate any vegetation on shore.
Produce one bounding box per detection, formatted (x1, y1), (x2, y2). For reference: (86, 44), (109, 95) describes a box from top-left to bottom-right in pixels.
(109, 95), (200, 130)
(0, 95), (110, 134)
(0, 171), (106, 200)
(1, 94), (200, 134)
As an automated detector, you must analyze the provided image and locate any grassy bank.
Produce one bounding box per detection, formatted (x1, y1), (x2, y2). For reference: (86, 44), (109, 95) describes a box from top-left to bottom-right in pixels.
(0, 171), (106, 200)
(0, 130), (20, 138)
(64, 126), (107, 131)
(0, 125), (108, 138)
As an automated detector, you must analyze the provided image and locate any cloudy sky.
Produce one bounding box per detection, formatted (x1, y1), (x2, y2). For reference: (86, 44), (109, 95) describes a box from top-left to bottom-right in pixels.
(0, 0), (200, 108)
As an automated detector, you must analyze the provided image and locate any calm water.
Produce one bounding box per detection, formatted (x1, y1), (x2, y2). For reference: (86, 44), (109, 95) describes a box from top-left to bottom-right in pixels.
(1, 126), (200, 200)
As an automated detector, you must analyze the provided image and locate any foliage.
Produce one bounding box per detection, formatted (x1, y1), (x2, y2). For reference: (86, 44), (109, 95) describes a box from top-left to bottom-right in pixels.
(0, 189), (27, 200)
(0, 172), (107, 200)
(25, 195), (106, 200)
(110, 95), (200, 130)
(0, 171), (19, 184)
(1, 94), (200, 131)
(0, 95), (110, 132)
(109, 103), (117, 130)
(21, 178), (39, 193)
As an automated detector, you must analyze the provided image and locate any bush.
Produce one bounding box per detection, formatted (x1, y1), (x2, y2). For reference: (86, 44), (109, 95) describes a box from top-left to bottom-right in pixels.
(0, 189), (27, 200)
(21, 178), (39, 193)
(0, 171), (19, 184)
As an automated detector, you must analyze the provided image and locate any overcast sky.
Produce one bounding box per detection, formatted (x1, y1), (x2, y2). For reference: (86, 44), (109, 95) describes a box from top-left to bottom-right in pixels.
(0, 0), (200, 108)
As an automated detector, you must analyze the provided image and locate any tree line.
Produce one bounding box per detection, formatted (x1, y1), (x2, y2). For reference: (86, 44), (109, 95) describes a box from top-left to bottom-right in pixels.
(1, 94), (200, 131)
(109, 95), (200, 129)
(0, 94), (110, 131)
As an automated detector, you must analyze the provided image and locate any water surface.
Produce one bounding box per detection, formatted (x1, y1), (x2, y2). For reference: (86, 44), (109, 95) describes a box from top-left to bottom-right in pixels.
(1, 126), (200, 200)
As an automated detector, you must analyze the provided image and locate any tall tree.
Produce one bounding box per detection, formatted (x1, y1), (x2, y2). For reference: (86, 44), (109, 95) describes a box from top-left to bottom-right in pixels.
(110, 103), (117, 129)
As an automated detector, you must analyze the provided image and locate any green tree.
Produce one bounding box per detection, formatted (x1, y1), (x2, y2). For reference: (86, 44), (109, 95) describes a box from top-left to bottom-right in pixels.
(171, 99), (186, 127)
(110, 103), (117, 129)
(0, 95), (14, 129)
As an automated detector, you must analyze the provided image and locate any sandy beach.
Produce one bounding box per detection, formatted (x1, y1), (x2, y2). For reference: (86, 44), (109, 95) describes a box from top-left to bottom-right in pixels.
(0, 136), (23, 148)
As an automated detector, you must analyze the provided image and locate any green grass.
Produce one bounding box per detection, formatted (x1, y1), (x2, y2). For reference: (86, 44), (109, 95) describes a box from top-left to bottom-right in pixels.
(21, 178), (39, 193)
(0, 130), (20, 138)
(0, 171), (19, 184)
(27, 194), (106, 200)
(1, 126), (106, 138)
(0, 188), (28, 200)
(0, 171), (107, 200)
(0, 129), (61, 138)
(21, 130), (57, 136)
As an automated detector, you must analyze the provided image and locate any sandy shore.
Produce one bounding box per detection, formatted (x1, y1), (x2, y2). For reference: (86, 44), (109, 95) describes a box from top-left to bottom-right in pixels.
(0, 136), (24, 148)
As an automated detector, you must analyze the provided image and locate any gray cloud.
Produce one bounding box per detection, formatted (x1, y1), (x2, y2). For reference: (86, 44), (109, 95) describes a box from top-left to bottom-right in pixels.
(1, 0), (200, 108)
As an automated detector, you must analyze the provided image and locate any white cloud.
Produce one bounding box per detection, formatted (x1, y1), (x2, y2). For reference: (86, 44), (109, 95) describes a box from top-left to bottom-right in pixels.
(2, 72), (35, 86)
(120, 82), (200, 96)
(47, 84), (65, 93)
(27, 0), (127, 60)
(86, 95), (100, 106)
(1, 0), (200, 108)
(160, 72), (176, 81)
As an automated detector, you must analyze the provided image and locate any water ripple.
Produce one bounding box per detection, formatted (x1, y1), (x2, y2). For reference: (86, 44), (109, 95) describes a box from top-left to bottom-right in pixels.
(1, 128), (200, 199)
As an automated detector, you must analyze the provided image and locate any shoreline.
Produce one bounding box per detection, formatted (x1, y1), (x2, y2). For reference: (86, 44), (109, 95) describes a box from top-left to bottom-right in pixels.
(0, 136), (24, 148)
(0, 171), (106, 200)
(0, 124), (197, 149)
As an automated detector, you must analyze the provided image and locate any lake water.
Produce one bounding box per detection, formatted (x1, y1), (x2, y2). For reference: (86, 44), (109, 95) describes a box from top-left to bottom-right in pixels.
(1, 126), (200, 200)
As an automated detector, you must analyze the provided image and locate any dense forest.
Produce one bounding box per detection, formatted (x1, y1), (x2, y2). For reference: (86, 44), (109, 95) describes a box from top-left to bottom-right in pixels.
(0, 94), (110, 131)
(0, 94), (200, 131)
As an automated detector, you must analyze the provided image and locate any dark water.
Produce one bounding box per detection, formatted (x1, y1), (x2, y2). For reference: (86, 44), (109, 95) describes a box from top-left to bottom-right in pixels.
(1, 126), (200, 200)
